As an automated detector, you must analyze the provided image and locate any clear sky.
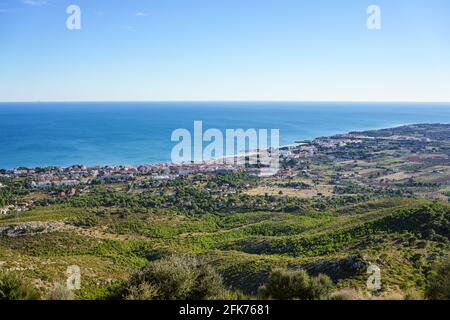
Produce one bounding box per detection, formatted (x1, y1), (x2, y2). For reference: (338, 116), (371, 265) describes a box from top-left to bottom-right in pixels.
(0, 0), (449, 102)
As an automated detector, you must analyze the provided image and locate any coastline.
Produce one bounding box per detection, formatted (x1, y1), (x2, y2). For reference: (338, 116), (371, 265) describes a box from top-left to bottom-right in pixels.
(1, 122), (447, 171)
(2, 101), (450, 169)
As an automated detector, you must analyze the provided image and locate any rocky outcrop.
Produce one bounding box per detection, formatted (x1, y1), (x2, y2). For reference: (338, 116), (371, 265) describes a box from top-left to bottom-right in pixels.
(0, 221), (67, 237)
(303, 255), (369, 281)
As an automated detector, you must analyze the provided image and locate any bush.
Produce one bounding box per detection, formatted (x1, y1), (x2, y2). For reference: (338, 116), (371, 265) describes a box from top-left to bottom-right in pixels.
(46, 284), (75, 300)
(426, 257), (450, 300)
(404, 288), (422, 300)
(119, 255), (226, 300)
(308, 274), (334, 300)
(0, 271), (41, 300)
(330, 288), (362, 300)
(123, 283), (159, 300)
(222, 290), (251, 300)
(258, 269), (333, 300)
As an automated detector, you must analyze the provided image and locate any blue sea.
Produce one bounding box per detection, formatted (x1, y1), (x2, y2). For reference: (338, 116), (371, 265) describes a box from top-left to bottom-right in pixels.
(0, 102), (450, 169)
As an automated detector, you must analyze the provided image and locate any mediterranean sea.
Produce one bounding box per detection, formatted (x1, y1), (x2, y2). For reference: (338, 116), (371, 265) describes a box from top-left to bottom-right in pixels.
(1, 102), (449, 169)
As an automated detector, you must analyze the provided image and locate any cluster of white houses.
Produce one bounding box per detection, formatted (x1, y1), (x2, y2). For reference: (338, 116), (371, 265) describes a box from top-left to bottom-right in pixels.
(2, 161), (243, 190)
(0, 138), (347, 192)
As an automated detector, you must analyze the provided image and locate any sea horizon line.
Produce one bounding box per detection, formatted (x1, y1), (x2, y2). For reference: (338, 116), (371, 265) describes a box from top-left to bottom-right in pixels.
(1, 100), (450, 104)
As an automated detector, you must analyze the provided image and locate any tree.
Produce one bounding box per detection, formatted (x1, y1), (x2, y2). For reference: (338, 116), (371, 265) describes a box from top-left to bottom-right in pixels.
(119, 255), (226, 300)
(258, 269), (333, 300)
(426, 257), (450, 300)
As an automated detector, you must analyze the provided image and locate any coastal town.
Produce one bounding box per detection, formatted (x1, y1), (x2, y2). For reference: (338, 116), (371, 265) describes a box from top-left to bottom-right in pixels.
(1, 124), (449, 215)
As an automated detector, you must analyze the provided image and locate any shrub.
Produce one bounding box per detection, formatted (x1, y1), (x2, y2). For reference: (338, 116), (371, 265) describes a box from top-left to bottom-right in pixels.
(426, 257), (450, 300)
(308, 274), (334, 300)
(222, 290), (251, 300)
(0, 271), (41, 300)
(404, 288), (422, 300)
(123, 283), (159, 300)
(330, 288), (362, 300)
(258, 269), (333, 300)
(46, 284), (75, 300)
(119, 255), (226, 300)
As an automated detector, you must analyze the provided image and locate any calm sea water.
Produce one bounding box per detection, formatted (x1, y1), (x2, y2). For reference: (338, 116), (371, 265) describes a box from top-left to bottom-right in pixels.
(0, 102), (450, 169)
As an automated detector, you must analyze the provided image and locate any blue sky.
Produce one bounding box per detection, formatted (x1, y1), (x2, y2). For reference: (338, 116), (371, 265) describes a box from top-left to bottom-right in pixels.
(0, 0), (449, 102)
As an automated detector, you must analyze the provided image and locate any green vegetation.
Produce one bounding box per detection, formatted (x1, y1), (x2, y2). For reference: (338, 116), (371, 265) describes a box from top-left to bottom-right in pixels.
(116, 255), (226, 300)
(46, 284), (75, 300)
(426, 257), (450, 300)
(258, 269), (333, 300)
(0, 271), (41, 300)
(0, 124), (449, 300)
